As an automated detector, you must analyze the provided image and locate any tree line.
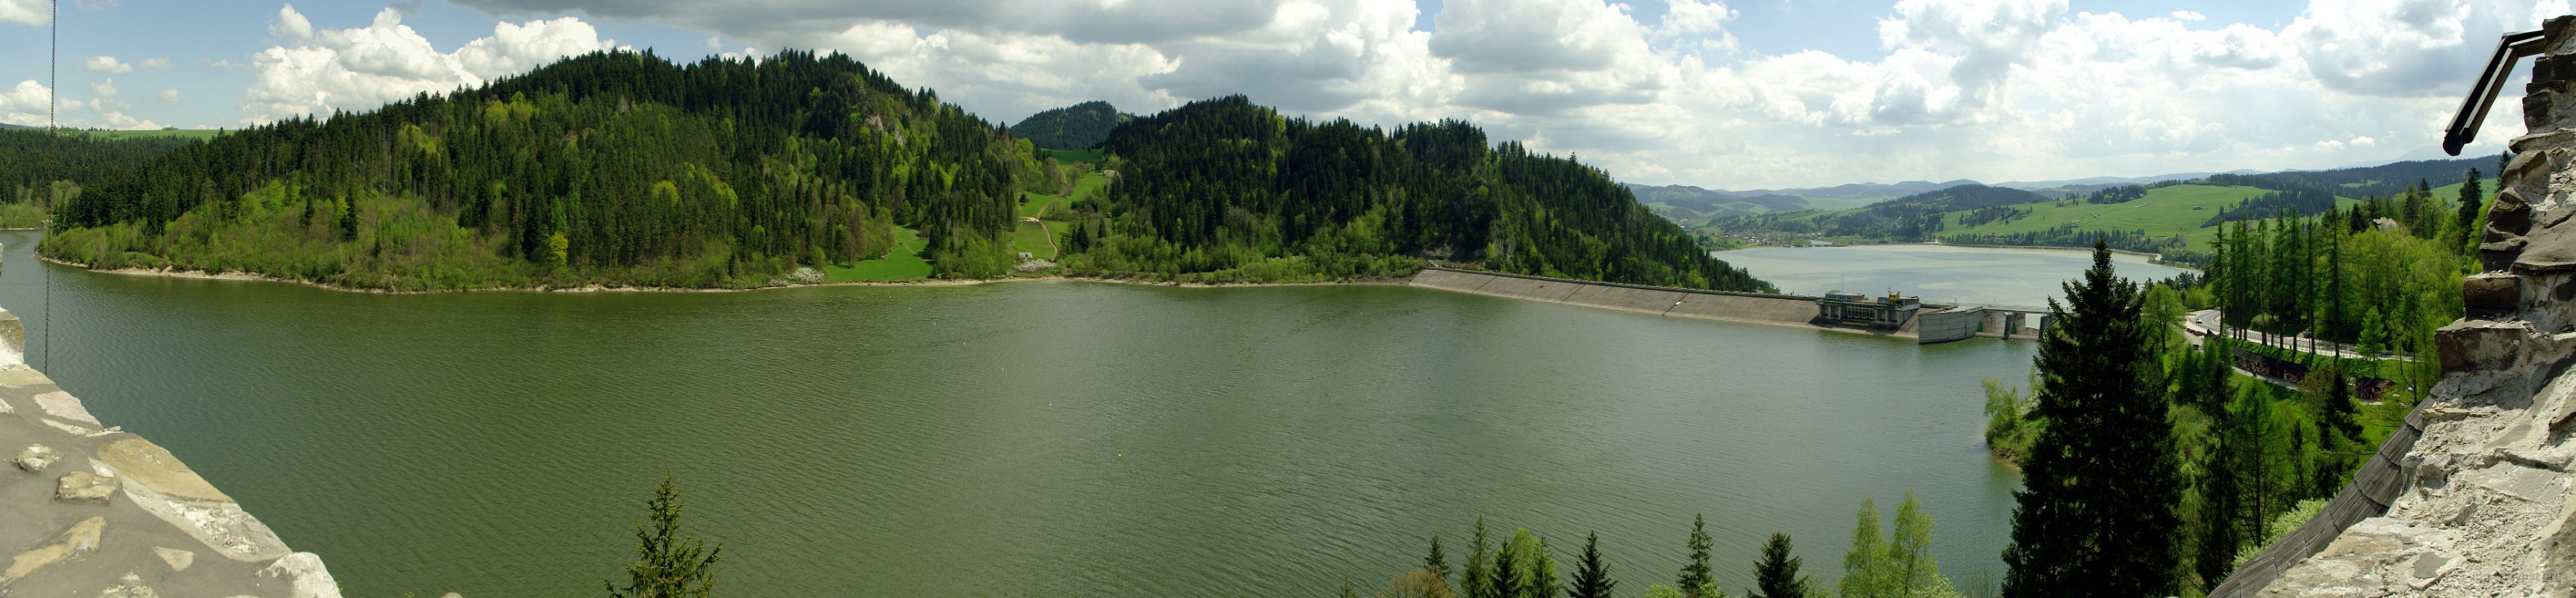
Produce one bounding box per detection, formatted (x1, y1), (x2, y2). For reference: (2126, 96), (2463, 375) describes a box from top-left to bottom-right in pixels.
(41, 49), (1046, 289)
(1983, 239), (2433, 595)
(1063, 96), (1770, 291)
(0, 129), (196, 227)
(1356, 496), (1962, 598)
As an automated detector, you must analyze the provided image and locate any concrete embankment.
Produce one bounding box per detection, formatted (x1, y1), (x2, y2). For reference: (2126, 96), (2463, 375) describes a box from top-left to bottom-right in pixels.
(0, 303), (344, 594)
(1409, 267), (1948, 339)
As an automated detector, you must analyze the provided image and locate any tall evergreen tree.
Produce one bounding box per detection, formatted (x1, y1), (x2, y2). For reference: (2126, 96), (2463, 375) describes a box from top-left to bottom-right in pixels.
(1491, 536), (1520, 598)
(1428, 534), (1453, 582)
(1751, 533), (1806, 598)
(606, 475), (722, 598)
(1568, 531), (1615, 598)
(1676, 514), (1716, 598)
(1467, 517), (1498, 598)
(2458, 168), (2485, 231)
(2001, 240), (2182, 597)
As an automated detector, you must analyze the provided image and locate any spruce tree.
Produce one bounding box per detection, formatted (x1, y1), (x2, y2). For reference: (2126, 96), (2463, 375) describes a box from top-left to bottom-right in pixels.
(2000, 241), (2181, 597)
(1568, 531), (1615, 598)
(1428, 534), (1453, 582)
(1751, 532), (1804, 598)
(1675, 514), (1715, 597)
(2458, 168), (2484, 232)
(606, 475), (722, 598)
(1491, 536), (1520, 598)
(1466, 518), (1498, 598)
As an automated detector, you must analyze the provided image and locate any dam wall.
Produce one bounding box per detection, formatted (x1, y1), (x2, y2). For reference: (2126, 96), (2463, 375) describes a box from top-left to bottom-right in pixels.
(0, 258), (344, 596)
(1408, 267), (1953, 341)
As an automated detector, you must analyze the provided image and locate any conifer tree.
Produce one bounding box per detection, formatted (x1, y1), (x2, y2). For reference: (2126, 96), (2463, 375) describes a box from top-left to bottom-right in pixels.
(1491, 536), (1520, 598)
(1676, 514), (1715, 598)
(1751, 533), (1805, 598)
(1466, 518), (1498, 598)
(1427, 534), (1453, 582)
(2001, 241), (2181, 597)
(1568, 531), (1615, 598)
(2458, 168), (2484, 233)
(606, 475), (722, 598)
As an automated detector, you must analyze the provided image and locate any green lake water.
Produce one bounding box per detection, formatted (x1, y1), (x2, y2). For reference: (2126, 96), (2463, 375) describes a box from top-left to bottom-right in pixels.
(3, 231), (2067, 597)
(1718, 244), (2191, 306)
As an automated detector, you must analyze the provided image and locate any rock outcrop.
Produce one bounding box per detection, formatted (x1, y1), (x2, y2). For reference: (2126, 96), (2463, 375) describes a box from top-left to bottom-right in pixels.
(2222, 16), (2576, 597)
(0, 283), (341, 594)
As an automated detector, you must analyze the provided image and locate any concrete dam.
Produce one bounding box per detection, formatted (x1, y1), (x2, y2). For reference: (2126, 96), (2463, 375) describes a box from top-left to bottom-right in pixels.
(1406, 267), (2049, 343)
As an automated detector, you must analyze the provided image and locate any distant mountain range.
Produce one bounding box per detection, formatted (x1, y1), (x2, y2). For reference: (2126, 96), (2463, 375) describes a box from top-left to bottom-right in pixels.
(1627, 161), (2477, 218)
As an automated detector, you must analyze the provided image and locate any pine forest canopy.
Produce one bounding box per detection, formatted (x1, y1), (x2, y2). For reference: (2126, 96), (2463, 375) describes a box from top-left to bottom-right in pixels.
(1007, 101), (1133, 150)
(30, 49), (1767, 292)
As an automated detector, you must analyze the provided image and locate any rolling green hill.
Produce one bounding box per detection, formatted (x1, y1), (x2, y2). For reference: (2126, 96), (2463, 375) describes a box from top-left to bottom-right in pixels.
(1008, 101), (1132, 150)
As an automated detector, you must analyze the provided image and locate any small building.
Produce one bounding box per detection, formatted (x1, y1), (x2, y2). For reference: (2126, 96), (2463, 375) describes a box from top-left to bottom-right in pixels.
(1816, 291), (1921, 330)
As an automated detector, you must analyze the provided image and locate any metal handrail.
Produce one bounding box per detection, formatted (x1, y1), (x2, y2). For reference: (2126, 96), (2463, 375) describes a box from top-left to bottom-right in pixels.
(2444, 28), (2549, 155)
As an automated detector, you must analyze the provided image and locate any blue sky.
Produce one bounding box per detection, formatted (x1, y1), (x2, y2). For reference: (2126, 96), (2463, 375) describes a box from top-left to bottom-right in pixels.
(0, 0), (2565, 188)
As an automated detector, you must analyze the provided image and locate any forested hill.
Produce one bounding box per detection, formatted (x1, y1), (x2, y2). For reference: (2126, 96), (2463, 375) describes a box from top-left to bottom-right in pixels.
(1077, 96), (1769, 292)
(43, 49), (1052, 289)
(1008, 101), (1131, 150)
(2, 129), (196, 226)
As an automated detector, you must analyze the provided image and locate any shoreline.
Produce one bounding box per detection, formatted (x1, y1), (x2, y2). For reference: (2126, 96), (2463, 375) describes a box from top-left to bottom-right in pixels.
(37, 256), (1415, 295)
(1717, 240), (2199, 271)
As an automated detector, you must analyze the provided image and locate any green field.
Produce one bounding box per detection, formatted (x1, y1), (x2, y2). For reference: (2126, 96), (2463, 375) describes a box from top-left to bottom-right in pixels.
(1019, 191), (1058, 219)
(1011, 221), (1057, 260)
(1941, 184), (2336, 247)
(1067, 173), (1108, 204)
(822, 226), (933, 282)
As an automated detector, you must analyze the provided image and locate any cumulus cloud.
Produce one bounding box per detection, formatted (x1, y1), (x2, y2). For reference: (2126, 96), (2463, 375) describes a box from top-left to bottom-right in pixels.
(0, 80), (161, 129)
(159, 89), (179, 102)
(140, 58), (173, 69)
(400, 0), (2563, 187)
(85, 56), (134, 73)
(241, 4), (613, 125)
(90, 78), (115, 98)
(0, 0), (44, 25)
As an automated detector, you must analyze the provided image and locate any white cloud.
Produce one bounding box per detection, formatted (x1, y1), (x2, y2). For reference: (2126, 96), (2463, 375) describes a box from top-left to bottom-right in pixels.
(85, 56), (134, 74)
(0, 0), (44, 25)
(395, 0), (2565, 188)
(270, 3), (313, 41)
(0, 80), (162, 129)
(139, 58), (173, 69)
(241, 4), (612, 125)
(90, 78), (116, 98)
(159, 89), (179, 102)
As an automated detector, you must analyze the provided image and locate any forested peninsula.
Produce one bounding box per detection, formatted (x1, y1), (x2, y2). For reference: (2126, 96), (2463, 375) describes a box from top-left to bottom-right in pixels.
(25, 50), (1767, 293)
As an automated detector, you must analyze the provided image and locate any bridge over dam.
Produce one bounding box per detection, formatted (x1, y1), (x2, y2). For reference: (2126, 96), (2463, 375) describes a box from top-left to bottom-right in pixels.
(1406, 267), (2051, 344)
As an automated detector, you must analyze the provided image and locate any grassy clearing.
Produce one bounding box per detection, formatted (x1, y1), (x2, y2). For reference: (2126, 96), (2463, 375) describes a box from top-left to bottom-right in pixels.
(1019, 191), (1057, 219)
(823, 225), (933, 282)
(1067, 173), (1108, 205)
(1011, 221), (1057, 260)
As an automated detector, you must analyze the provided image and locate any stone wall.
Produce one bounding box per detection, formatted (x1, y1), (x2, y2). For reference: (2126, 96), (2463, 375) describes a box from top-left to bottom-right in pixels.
(0, 304), (346, 597)
(2225, 16), (2576, 597)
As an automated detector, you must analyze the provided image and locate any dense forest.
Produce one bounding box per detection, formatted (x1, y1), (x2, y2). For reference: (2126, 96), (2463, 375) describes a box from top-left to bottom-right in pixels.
(43, 49), (1045, 289)
(1070, 96), (1768, 291)
(33, 52), (1763, 292)
(0, 129), (196, 227)
(1007, 101), (1132, 150)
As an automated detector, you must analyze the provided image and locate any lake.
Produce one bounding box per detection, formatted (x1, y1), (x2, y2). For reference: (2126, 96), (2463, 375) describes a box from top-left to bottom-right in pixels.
(1717, 244), (2191, 306)
(0, 232), (2146, 597)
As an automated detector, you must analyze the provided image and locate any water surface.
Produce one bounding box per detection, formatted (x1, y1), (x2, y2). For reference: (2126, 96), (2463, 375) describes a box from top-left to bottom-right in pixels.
(3, 231), (2032, 597)
(1720, 244), (2191, 306)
